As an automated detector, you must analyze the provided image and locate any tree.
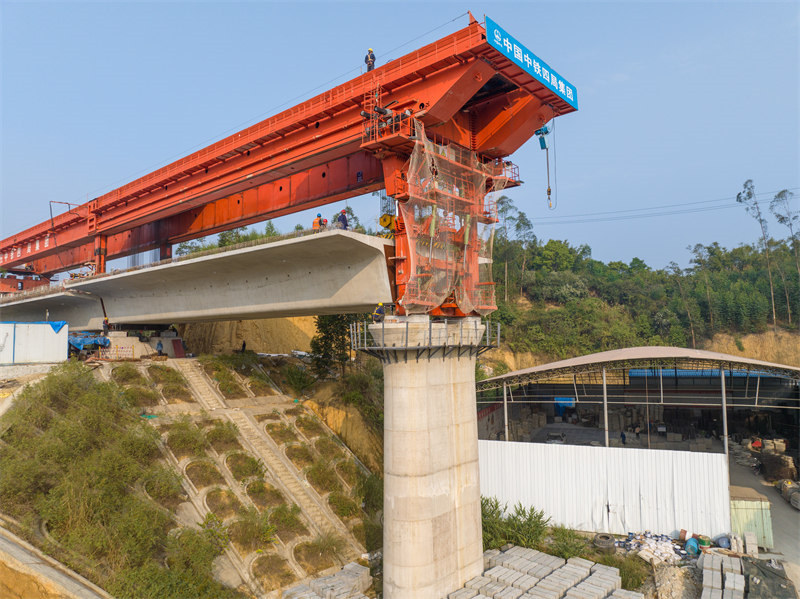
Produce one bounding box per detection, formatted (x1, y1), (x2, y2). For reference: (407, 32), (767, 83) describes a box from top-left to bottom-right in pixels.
(310, 315), (352, 378)
(770, 189), (800, 329)
(668, 262), (696, 348)
(263, 221), (281, 238)
(217, 227), (248, 247)
(737, 180), (777, 328)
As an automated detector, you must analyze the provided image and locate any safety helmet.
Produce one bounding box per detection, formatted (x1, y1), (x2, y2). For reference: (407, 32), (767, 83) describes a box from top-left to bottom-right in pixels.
(317, 213), (321, 217)
(378, 302), (383, 306)
(368, 48), (373, 52)
(341, 209), (347, 213)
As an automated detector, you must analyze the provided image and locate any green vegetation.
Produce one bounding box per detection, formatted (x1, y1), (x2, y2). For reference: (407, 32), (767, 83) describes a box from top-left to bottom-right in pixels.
(548, 525), (588, 560)
(355, 473), (383, 515)
(255, 410), (282, 422)
(144, 464), (186, 509)
(252, 553), (296, 591)
(285, 406), (304, 417)
(481, 497), (550, 551)
(198, 356), (246, 399)
(592, 552), (651, 590)
(249, 376), (273, 396)
(166, 417), (206, 458)
(227, 506), (276, 553)
(206, 488), (242, 520)
(185, 461), (224, 489)
(296, 414), (324, 437)
(306, 459), (342, 494)
(147, 364), (186, 386)
(247, 480), (284, 510)
(286, 444), (314, 469)
(205, 420), (241, 453)
(111, 363), (147, 386)
(489, 186), (800, 360)
(339, 361), (384, 431)
(336, 460), (359, 487)
(310, 314), (353, 378)
(294, 532), (345, 574)
(226, 452), (263, 480)
(328, 491), (359, 518)
(269, 504), (308, 541)
(284, 364), (314, 395)
(175, 221), (281, 256)
(0, 362), (241, 599)
(162, 383), (192, 402)
(266, 422), (298, 445)
(122, 385), (160, 408)
(315, 436), (344, 458)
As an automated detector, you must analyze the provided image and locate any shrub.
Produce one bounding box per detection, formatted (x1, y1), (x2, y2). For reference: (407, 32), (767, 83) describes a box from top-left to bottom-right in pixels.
(147, 364), (186, 386)
(227, 506), (276, 553)
(294, 533), (344, 574)
(315, 436), (343, 458)
(266, 423), (297, 445)
(328, 492), (359, 518)
(255, 410), (281, 422)
(284, 406), (304, 417)
(306, 459), (341, 495)
(480, 497), (549, 551)
(112, 364), (147, 386)
(549, 525), (589, 560)
(122, 386), (160, 408)
(247, 480), (284, 510)
(205, 421), (240, 452)
(162, 383), (192, 402)
(296, 415), (323, 438)
(285, 364), (314, 395)
(144, 465), (185, 509)
(269, 504), (307, 541)
(591, 552), (650, 590)
(198, 356), (246, 399)
(286, 444), (314, 469)
(166, 418), (206, 458)
(355, 473), (383, 515)
(226, 452), (263, 480)
(185, 461), (223, 489)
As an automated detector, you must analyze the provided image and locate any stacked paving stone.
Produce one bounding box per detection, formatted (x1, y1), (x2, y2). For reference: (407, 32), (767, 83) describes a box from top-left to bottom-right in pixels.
(282, 562), (371, 599)
(699, 552), (744, 599)
(446, 546), (643, 599)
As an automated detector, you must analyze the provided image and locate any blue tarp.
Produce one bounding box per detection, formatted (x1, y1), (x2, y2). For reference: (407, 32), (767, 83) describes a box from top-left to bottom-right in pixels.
(68, 333), (111, 350)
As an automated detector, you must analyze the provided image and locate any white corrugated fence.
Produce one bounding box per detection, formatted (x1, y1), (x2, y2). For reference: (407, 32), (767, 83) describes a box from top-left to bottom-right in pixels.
(479, 439), (731, 537)
(0, 321), (68, 364)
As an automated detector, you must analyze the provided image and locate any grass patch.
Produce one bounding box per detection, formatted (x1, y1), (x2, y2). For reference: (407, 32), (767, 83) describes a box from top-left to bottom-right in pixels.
(147, 364), (186, 386)
(336, 460), (359, 487)
(314, 436), (343, 458)
(247, 480), (284, 511)
(166, 418), (206, 459)
(255, 410), (281, 422)
(294, 532), (344, 574)
(296, 415), (324, 438)
(252, 553), (296, 592)
(226, 452), (263, 480)
(306, 459), (342, 495)
(266, 423), (298, 445)
(249, 376), (273, 396)
(198, 356), (246, 399)
(328, 492), (359, 519)
(205, 421), (241, 453)
(144, 464), (186, 510)
(352, 515), (382, 553)
(122, 386), (160, 408)
(481, 496), (550, 551)
(286, 444), (314, 469)
(185, 461), (224, 489)
(548, 525), (589, 560)
(162, 383), (192, 402)
(269, 504), (308, 542)
(227, 507), (276, 555)
(587, 551), (651, 590)
(284, 406), (304, 417)
(206, 488), (243, 520)
(112, 363), (147, 386)
(284, 364), (314, 395)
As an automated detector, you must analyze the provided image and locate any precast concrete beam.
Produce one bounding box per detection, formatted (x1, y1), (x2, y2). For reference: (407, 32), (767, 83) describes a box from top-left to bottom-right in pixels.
(0, 230), (393, 328)
(370, 315), (484, 599)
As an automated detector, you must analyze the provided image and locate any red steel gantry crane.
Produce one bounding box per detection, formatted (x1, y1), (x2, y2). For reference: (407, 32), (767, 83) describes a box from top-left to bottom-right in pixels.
(0, 14), (577, 317)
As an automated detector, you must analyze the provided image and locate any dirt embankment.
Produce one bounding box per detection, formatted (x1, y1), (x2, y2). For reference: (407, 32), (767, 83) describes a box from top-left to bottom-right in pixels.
(305, 383), (383, 473)
(701, 330), (800, 367)
(178, 317), (315, 355)
(0, 560), (71, 599)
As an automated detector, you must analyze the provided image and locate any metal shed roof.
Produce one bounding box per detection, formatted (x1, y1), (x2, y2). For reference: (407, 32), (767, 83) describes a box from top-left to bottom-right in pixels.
(478, 346), (800, 391)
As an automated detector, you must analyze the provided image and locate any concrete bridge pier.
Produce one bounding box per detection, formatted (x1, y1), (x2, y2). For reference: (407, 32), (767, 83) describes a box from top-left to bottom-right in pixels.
(369, 315), (485, 599)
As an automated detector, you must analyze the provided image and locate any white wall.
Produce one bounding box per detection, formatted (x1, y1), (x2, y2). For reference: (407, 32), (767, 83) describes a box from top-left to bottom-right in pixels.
(0, 322), (68, 364)
(479, 439), (731, 537)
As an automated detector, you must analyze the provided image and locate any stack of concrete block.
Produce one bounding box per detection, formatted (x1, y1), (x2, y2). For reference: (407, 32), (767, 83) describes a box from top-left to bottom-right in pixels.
(608, 591), (644, 599)
(699, 553), (744, 599)
(743, 531), (759, 557)
(728, 534), (744, 554)
(723, 572), (745, 599)
(283, 562), (371, 599)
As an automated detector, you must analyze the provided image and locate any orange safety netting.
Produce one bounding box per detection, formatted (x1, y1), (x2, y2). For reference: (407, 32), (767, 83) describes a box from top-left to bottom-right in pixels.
(398, 121), (507, 316)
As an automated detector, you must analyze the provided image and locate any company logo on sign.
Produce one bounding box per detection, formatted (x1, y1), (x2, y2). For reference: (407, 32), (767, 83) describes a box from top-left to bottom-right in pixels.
(485, 16), (578, 110)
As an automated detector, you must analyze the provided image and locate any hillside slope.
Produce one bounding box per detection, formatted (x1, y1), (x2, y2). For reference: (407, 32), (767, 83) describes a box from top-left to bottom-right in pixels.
(179, 317), (315, 355)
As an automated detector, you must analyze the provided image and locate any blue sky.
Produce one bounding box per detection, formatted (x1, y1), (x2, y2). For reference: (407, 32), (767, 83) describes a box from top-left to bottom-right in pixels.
(1, 1), (798, 270)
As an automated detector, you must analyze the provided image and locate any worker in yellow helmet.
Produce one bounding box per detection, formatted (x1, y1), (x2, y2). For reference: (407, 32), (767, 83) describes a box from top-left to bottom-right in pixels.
(365, 48), (376, 72)
(372, 302), (385, 323)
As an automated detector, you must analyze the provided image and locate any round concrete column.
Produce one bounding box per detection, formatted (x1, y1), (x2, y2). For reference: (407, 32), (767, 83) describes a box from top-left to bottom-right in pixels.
(370, 316), (484, 599)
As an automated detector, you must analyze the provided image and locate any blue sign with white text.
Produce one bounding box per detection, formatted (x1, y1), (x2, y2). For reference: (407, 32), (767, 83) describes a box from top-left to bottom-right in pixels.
(485, 17), (578, 110)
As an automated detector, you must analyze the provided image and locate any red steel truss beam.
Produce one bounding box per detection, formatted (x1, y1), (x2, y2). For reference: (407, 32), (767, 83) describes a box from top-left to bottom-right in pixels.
(1, 17), (574, 277)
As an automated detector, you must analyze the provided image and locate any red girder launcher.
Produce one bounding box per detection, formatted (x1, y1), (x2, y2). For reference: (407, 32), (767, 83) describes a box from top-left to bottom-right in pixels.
(0, 14), (576, 318)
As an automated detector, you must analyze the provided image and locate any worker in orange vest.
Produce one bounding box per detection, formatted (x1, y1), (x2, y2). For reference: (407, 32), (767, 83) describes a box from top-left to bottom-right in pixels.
(365, 48), (376, 71)
(312, 213), (322, 232)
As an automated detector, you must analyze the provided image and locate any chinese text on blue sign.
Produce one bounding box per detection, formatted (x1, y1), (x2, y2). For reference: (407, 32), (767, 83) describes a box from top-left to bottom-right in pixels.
(485, 17), (578, 110)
